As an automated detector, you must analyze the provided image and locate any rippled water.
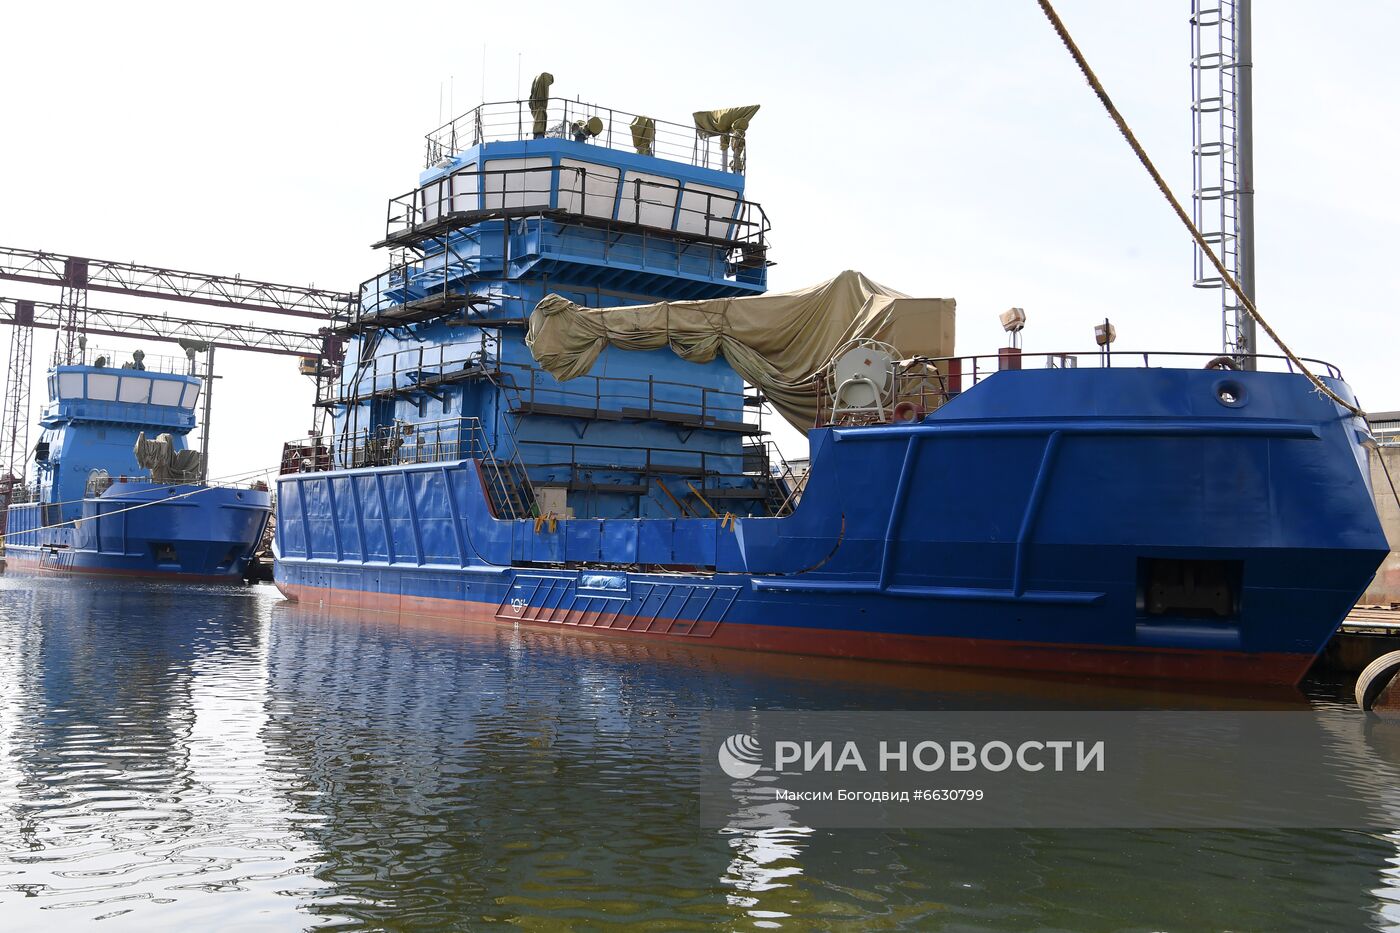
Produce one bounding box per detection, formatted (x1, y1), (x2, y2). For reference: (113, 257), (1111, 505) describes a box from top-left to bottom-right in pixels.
(3, 575), (1400, 930)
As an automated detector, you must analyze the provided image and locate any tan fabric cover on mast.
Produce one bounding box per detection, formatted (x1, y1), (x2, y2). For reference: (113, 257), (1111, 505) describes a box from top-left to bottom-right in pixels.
(526, 270), (956, 429)
(630, 115), (656, 156)
(528, 72), (554, 138)
(693, 105), (760, 173)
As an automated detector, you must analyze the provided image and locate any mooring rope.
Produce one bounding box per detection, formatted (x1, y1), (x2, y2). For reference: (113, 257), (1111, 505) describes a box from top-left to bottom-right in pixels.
(1034, 0), (1363, 418)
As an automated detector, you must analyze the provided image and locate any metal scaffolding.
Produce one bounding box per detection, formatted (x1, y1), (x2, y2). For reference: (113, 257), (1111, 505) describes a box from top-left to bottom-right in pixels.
(0, 246), (354, 519)
(0, 297), (328, 358)
(0, 301), (35, 494)
(0, 246), (355, 320)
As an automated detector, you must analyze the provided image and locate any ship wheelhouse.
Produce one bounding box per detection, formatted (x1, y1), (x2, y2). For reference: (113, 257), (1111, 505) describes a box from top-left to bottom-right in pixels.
(305, 95), (794, 523)
(28, 351), (203, 523)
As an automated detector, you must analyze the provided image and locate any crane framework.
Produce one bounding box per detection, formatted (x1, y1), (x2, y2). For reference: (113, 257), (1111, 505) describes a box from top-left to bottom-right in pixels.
(0, 246), (355, 506)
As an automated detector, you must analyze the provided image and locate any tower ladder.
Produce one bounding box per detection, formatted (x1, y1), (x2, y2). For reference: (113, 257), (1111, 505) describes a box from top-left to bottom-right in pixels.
(1191, 0), (1255, 365)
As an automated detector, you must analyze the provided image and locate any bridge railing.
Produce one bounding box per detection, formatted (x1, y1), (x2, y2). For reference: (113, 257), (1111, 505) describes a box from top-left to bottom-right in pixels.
(381, 163), (769, 250)
(425, 98), (740, 171)
(279, 415), (535, 518)
(60, 347), (194, 375)
(281, 416), (492, 474)
(817, 350), (1346, 427)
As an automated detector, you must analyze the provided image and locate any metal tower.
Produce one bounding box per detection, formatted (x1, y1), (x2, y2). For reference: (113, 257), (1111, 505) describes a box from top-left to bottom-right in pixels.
(1191, 0), (1256, 367)
(0, 299), (35, 504)
(53, 257), (90, 366)
(0, 247), (353, 523)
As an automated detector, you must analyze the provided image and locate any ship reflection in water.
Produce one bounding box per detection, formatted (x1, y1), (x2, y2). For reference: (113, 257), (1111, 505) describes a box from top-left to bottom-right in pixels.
(6, 577), (1400, 929)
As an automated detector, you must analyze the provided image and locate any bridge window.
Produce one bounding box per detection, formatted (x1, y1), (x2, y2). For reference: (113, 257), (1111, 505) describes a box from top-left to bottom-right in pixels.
(118, 376), (152, 403)
(483, 157), (552, 210)
(558, 159), (620, 220)
(420, 178), (447, 223)
(181, 383), (201, 408)
(617, 172), (679, 227)
(151, 380), (185, 406)
(450, 168), (480, 213)
(678, 182), (740, 238)
(88, 373), (119, 401)
(58, 372), (84, 399)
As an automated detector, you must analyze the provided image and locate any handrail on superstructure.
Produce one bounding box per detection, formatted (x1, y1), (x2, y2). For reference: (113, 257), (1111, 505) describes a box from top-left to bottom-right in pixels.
(280, 422), (795, 518)
(317, 343), (765, 436)
(815, 349), (1348, 427)
(425, 98), (744, 172)
(920, 349), (1342, 380)
(377, 164), (769, 250)
(280, 415), (536, 519)
(63, 348), (196, 376)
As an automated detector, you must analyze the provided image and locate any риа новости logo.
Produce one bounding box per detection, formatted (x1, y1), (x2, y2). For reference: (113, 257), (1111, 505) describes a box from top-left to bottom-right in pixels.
(718, 734), (762, 779)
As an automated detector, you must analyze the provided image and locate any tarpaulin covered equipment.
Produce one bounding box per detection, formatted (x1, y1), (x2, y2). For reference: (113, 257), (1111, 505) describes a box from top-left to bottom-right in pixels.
(630, 115), (656, 156)
(694, 105), (759, 173)
(529, 72), (554, 138)
(526, 270), (956, 429)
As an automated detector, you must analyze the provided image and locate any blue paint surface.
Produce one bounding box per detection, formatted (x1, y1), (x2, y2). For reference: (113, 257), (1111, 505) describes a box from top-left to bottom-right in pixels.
(277, 121), (1389, 680)
(8, 364), (271, 580)
(278, 366), (1388, 672)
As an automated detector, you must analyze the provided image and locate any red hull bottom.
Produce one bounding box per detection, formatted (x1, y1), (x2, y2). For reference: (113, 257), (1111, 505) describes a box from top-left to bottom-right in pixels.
(277, 582), (1317, 686)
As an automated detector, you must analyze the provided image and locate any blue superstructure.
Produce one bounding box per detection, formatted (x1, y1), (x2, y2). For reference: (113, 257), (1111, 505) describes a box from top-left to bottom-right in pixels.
(273, 91), (1388, 684)
(5, 353), (271, 580)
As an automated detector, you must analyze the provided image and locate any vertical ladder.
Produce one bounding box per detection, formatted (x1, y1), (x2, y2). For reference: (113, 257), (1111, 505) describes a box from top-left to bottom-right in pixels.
(1191, 0), (1255, 364)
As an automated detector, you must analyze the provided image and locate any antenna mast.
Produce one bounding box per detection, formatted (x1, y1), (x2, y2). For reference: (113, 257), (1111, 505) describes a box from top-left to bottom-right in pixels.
(1191, 0), (1255, 368)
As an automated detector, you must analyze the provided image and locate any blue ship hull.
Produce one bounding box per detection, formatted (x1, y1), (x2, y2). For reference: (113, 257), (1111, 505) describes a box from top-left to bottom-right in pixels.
(275, 367), (1390, 685)
(6, 481), (271, 582)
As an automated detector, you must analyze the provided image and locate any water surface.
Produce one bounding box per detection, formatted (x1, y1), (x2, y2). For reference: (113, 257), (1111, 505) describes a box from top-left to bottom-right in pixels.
(2, 576), (1399, 930)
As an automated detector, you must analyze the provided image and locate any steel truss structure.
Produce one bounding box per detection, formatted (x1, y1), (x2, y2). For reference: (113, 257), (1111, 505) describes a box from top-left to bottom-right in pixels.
(0, 246), (354, 508)
(0, 246), (355, 319)
(0, 297), (329, 358)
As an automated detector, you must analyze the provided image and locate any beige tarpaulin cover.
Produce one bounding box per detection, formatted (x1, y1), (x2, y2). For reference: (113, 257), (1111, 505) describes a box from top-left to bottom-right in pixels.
(629, 115), (656, 156)
(526, 270), (956, 429)
(134, 432), (202, 484)
(529, 72), (553, 138)
(694, 105), (759, 173)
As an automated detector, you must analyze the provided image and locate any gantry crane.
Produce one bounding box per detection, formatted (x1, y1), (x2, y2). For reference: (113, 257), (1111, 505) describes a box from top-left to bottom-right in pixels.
(0, 245), (356, 515)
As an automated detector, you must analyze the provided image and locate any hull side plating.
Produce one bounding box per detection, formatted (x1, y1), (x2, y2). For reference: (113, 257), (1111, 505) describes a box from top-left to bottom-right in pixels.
(7, 482), (271, 582)
(275, 368), (1389, 684)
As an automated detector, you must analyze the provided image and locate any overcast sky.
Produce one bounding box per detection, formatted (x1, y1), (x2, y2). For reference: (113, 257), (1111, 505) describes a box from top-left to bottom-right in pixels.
(1, 0), (1395, 476)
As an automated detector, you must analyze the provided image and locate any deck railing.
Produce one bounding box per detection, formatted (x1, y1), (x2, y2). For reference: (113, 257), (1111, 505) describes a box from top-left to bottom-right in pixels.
(56, 347), (195, 375)
(280, 416), (536, 519)
(324, 339), (499, 408)
(816, 350), (1346, 427)
(425, 98), (741, 171)
(282, 416), (487, 473)
(319, 346), (763, 436)
(281, 420), (792, 517)
(493, 361), (762, 434)
(381, 163), (769, 249)
(515, 435), (795, 517)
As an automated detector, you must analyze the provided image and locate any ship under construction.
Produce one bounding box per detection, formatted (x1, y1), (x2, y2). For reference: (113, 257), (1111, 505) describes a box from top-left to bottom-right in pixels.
(269, 74), (1388, 685)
